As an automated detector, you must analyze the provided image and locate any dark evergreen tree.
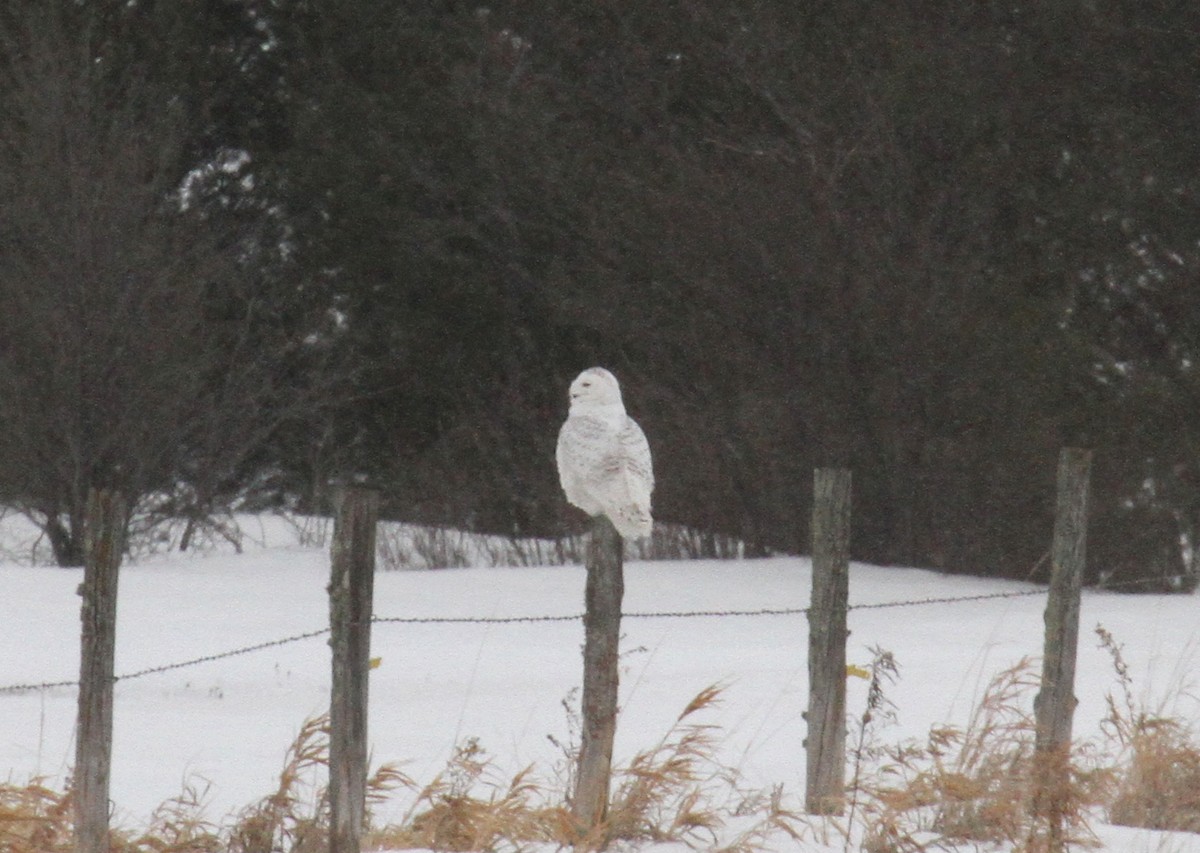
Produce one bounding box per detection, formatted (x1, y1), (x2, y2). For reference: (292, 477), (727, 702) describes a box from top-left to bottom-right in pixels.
(3, 0), (1197, 585)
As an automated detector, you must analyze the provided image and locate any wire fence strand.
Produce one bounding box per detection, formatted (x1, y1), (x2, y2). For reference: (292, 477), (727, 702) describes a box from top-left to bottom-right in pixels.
(0, 677), (80, 695)
(0, 627), (333, 696)
(848, 588), (1048, 610)
(373, 613), (579, 626)
(115, 627), (333, 682)
(0, 572), (1190, 696)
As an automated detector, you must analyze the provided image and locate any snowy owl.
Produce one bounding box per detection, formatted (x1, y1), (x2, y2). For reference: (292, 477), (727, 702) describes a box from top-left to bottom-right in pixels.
(556, 367), (654, 539)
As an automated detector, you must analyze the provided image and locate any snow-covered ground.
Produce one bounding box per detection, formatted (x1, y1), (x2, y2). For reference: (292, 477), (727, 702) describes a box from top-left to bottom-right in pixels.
(2, 516), (1198, 850)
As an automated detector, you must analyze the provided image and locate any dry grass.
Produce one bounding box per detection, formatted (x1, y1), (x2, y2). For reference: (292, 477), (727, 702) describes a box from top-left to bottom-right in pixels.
(369, 738), (572, 851)
(583, 684), (808, 851)
(226, 714), (332, 853)
(844, 647), (900, 851)
(12, 639), (1200, 852)
(371, 684), (807, 852)
(596, 684), (740, 849)
(857, 657), (1111, 853)
(226, 713), (411, 853)
(3, 691), (803, 853)
(129, 781), (224, 852)
(0, 777), (223, 853)
(601, 685), (728, 847)
(0, 778), (74, 853)
(1098, 625), (1200, 833)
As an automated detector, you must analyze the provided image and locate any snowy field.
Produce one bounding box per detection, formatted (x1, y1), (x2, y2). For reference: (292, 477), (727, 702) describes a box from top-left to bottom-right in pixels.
(2, 515), (1199, 851)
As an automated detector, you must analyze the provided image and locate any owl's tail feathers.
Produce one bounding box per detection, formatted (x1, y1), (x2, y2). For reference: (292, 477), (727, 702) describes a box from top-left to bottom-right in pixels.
(608, 503), (653, 540)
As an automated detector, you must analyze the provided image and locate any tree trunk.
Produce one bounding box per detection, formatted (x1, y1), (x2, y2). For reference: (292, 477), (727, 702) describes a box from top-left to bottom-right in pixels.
(46, 512), (86, 567)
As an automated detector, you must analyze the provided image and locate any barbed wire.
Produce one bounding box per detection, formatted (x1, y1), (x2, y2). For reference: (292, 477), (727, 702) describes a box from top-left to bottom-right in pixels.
(627, 606), (809, 618)
(0, 573), (1190, 696)
(115, 627), (333, 682)
(0, 627), (333, 696)
(373, 613), (579, 626)
(849, 588), (1047, 610)
(0, 677), (80, 695)
(372, 607), (806, 628)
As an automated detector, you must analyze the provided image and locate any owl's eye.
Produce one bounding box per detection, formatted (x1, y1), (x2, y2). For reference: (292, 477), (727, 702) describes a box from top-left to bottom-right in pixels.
(581, 381), (591, 387)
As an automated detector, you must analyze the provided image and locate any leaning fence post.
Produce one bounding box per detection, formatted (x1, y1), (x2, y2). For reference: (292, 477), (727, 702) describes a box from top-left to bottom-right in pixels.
(1032, 448), (1091, 850)
(806, 468), (851, 816)
(75, 488), (126, 853)
(328, 488), (379, 853)
(572, 514), (624, 836)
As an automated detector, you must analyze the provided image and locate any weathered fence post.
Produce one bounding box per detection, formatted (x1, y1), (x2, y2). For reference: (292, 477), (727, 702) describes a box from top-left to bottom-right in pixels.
(1032, 448), (1091, 850)
(573, 514), (624, 835)
(75, 488), (126, 853)
(806, 468), (851, 816)
(328, 488), (379, 853)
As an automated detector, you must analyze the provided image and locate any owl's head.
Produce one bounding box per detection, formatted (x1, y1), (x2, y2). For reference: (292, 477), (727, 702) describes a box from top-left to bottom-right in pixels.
(569, 367), (624, 411)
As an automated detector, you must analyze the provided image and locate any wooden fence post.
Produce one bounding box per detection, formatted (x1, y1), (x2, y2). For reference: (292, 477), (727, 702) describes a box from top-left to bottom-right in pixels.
(1032, 448), (1091, 850)
(75, 488), (126, 853)
(328, 488), (379, 853)
(806, 468), (851, 815)
(572, 514), (624, 835)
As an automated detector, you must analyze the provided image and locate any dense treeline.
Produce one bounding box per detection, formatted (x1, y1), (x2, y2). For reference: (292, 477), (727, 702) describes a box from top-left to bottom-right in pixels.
(0, 2), (1197, 589)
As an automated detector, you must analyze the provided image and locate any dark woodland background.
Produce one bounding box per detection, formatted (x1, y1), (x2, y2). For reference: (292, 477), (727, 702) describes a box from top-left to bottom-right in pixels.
(1, 1), (1198, 589)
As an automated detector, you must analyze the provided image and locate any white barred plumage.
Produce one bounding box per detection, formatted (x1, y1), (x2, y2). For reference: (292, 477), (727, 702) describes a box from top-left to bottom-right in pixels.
(555, 367), (654, 539)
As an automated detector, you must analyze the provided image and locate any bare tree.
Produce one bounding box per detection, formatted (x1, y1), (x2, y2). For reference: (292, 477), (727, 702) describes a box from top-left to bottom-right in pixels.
(0, 5), (326, 564)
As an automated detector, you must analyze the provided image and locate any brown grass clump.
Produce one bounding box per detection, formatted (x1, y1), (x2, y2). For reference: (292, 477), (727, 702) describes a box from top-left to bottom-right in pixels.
(129, 780), (223, 852)
(600, 684), (727, 847)
(369, 738), (573, 851)
(0, 777), (221, 853)
(0, 778), (74, 853)
(0, 683), (870, 852)
(227, 713), (410, 853)
(371, 684), (807, 852)
(859, 658), (1109, 853)
(1109, 723), (1200, 833)
(0, 715), (406, 853)
(1098, 625), (1200, 833)
(1, 693), (800, 853)
(583, 684), (807, 852)
(226, 714), (330, 853)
